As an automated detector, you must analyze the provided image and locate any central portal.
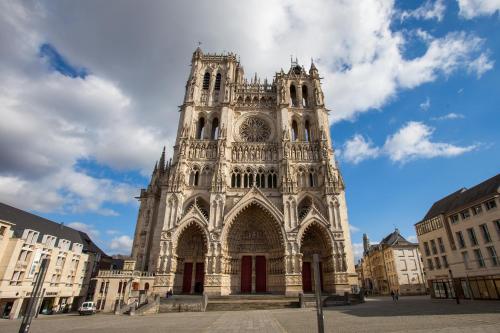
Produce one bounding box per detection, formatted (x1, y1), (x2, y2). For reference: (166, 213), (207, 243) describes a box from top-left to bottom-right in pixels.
(225, 203), (285, 294)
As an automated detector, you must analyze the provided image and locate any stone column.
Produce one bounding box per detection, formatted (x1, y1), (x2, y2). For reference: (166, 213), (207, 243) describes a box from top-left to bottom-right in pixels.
(9, 298), (24, 319)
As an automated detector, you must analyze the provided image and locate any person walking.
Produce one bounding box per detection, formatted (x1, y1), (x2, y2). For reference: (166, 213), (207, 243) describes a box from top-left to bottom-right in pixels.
(395, 290), (399, 303)
(391, 290), (395, 303)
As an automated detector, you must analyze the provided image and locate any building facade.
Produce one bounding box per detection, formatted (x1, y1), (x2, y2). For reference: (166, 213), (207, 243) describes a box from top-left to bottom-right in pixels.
(415, 174), (500, 300)
(0, 203), (109, 319)
(358, 230), (425, 295)
(127, 49), (357, 297)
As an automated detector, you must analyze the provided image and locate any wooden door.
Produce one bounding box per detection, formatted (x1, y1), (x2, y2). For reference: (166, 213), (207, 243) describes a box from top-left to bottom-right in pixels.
(195, 262), (205, 294)
(241, 256), (252, 293)
(302, 261), (312, 292)
(255, 256), (267, 293)
(182, 262), (193, 293)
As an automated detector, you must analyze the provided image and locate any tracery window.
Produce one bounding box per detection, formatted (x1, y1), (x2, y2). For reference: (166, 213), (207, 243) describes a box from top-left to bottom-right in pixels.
(239, 117), (271, 142)
(189, 166), (200, 186)
(196, 117), (205, 139)
(291, 120), (299, 141)
(202, 72), (210, 90)
(211, 118), (219, 139)
(290, 84), (298, 107)
(305, 120), (311, 142)
(302, 85), (308, 107)
(214, 73), (222, 91)
(230, 167), (277, 189)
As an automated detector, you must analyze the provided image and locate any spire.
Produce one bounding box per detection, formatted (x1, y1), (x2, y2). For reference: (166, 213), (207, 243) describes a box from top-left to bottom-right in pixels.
(309, 58), (319, 76)
(159, 146), (166, 173)
(363, 233), (370, 254)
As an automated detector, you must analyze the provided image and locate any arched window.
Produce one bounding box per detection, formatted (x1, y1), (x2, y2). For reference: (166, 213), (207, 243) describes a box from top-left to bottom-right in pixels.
(211, 118), (219, 139)
(290, 85), (298, 106)
(196, 117), (205, 139)
(201, 166), (211, 187)
(202, 72), (210, 90)
(302, 85), (308, 107)
(291, 120), (299, 141)
(214, 73), (221, 91)
(309, 172), (315, 187)
(132, 282), (139, 291)
(118, 281), (122, 293)
(144, 283), (150, 291)
(267, 169), (277, 188)
(122, 282), (127, 293)
(231, 168), (242, 188)
(190, 166), (200, 186)
(305, 120), (311, 142)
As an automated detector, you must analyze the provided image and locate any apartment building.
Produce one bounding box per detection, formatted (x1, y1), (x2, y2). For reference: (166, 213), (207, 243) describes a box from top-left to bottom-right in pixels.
(0, 202), (110, 319)
(415, 174), (500, 300)
(358, 229), (425, 295)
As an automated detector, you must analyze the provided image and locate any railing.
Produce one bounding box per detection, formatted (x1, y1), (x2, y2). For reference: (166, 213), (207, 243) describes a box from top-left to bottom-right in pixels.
(97, 270), (155, 278)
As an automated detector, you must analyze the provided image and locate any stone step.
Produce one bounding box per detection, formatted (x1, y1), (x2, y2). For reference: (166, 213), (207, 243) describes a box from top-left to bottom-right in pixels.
(206, 299), (300, 311)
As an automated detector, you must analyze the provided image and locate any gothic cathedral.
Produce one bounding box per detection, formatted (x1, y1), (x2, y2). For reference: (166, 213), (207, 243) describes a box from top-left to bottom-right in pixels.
(131, 48), (357, 296)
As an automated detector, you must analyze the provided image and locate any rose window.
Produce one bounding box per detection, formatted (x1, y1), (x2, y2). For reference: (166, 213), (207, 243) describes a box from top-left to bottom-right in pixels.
(239, 117), (271, 142)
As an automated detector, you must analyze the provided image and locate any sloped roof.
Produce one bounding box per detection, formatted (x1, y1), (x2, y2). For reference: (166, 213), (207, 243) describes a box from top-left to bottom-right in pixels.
(422, 173), (500, 220)
(0, 202), (108, 256)
(380, 229), (414, 246)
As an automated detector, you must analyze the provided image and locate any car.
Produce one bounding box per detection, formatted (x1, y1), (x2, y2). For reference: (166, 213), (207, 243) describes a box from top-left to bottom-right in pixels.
(78, 302), (96, 315)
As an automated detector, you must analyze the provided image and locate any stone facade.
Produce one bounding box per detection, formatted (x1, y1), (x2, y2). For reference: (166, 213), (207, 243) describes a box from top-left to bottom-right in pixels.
(131, 49), (357, 297)
(415, 174), (500, 300)
(0, 219), (89, 319)
(358, 230), (426, 296)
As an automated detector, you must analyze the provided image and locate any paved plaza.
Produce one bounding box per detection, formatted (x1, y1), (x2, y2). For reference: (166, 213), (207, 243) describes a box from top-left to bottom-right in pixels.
(1, 296), (500, 333)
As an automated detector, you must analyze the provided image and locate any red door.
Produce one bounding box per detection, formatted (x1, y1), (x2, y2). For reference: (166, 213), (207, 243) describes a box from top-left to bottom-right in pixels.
(241, 256), (252, 293)
(255, 256), (267, 293)
(182, 262), (193, 293)
(195, 263), (205, 294)
(302, 262), (312, 292)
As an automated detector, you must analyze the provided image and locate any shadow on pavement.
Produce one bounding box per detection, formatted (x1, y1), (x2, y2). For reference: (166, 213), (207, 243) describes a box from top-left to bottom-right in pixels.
(323, 296), (500, 317)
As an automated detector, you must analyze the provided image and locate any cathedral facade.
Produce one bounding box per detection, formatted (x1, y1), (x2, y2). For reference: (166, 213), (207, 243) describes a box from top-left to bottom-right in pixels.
(131, 48), (357, 296)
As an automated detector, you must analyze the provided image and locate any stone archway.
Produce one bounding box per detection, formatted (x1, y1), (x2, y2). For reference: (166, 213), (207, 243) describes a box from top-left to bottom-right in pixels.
(223, 203), (286, 294)
(173, 222), (208, 294)
(299, 222), (335, 293)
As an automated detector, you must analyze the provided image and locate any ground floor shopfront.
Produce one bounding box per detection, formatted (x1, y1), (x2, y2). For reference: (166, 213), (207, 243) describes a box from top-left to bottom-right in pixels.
(0, 295), (83, 319)
(430, 275), (500, 300)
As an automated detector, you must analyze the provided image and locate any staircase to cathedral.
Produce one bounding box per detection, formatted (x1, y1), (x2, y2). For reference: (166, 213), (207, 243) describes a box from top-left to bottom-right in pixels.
(205, 294), (300, 311)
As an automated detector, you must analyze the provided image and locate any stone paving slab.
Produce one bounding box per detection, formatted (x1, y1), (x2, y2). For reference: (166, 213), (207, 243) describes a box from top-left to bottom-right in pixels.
(1, 296), (499, 332)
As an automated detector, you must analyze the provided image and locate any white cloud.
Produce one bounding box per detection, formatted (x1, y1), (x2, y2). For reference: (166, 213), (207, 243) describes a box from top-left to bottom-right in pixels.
(468, 53), (494, 78)
(106, 229), (120, 236)
(431, 113), (465, 120)
(341, 121), (477, 164)
(420, 97), (431, 111)
(401, 0), (446, 21)
(384, 121), (477, 163)
(109, 235), (133, 254)
(67, 222), (100, 239)
(341, 134), (380, 164)
(352, 243), (365, 262)
(0, 1), (494, 214)
(457, 0), (500, 18)
(350, 225), (361, 233)
(407, 235), (418, 243)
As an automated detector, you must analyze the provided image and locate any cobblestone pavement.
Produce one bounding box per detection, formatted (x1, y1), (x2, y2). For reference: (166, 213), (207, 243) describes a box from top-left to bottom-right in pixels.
(1, 296), (499, 333)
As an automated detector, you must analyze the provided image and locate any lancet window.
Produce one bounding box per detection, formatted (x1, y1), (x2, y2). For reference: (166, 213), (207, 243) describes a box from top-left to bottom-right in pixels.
(202, 72), (210, 90)
(230, 167), (278, 189)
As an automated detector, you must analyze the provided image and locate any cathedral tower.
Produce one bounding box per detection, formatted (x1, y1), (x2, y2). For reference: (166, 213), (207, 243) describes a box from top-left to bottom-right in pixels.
(131, 48), (357, 296)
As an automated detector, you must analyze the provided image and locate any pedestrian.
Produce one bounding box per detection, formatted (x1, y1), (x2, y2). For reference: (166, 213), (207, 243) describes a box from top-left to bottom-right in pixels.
(391, 290), (395, 302)
(395, 290), (399, 303)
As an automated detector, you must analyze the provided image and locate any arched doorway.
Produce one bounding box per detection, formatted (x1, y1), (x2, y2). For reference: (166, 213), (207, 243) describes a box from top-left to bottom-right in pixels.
(224, 203), (285, 294)
(300, 222), (335, 293)
(174, 222), (207, 294)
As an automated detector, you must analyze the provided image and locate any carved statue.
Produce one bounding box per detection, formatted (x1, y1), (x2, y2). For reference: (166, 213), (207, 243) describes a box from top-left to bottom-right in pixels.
(314, 86), (323, 105)
(279, 82), (286, 104)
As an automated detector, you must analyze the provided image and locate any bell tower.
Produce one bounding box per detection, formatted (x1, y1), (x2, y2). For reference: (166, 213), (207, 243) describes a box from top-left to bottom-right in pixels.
(131, 49), (357, 296)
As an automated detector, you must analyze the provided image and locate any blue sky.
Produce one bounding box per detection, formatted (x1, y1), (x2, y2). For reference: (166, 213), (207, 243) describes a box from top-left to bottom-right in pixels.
(0, 1), (499, 257)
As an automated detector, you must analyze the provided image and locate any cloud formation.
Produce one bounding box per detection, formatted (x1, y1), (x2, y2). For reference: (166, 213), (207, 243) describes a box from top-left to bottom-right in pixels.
(341, 121), (477, 164)
(0, 1), (494, 214)
(457, 0), (500, 18)
(109, 235), (134, 255)
(401, 0), (446, 21)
